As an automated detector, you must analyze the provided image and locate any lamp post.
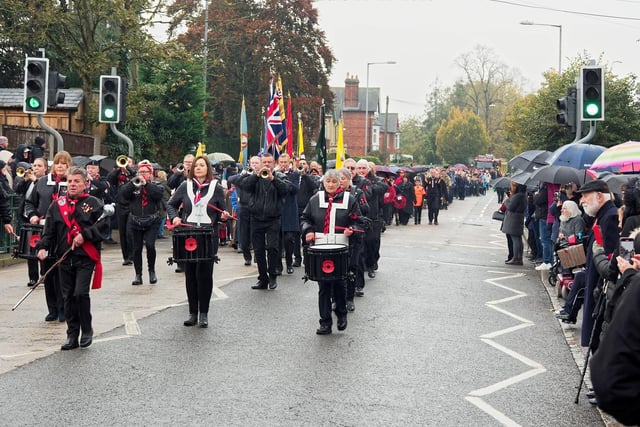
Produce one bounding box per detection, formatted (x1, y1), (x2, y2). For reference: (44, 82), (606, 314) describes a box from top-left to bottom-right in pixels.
(365, 61), (396, 157)
(520, 21), (562, 74)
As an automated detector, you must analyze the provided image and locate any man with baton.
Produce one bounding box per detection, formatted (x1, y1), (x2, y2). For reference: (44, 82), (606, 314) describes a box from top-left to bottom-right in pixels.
(36, 167), (109, 350)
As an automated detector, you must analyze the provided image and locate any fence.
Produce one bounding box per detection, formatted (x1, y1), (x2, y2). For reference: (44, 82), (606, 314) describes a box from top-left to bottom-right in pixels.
(0, 193), (24, 256)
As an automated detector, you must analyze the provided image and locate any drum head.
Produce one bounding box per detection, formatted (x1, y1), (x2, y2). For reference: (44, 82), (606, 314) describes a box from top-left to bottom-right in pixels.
(311, 243), (347, 251)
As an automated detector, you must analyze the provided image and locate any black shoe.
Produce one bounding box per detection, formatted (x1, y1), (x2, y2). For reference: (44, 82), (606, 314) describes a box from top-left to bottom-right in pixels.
(122, 259), (133, 266)
(252, 281), (268, 290)
(149, 271), (157, 284)
(132, 274), (143, 286)
(346, 300), (355, 312)
(199, 313), (208, 328)
(588, 396), (598, 405)
(80, 330), (93, 348)
(292, 260), (302, 267)
(586, 390), (596, 399)
(274, 267), (282, 276)
(58, 313), (65, 322)
(27, 280), (37, 287)
(287, 266), (294, 274)
(61, 337), (79, 350)
(337, 317), (347, 331)
(268, 278), (278, 290)
(175, 266), (184, 273)
(244, 260), (252, 266)
(45, 312), (58, 322)
(316, 325), (332, 335)
(105, 238), (119, 245)
(183, 313), (198, 326)
(355, 287), (364, 297)
(157, 235), (167, 239)
(434, 221), (439, 225)
(367, 270), (376, 279)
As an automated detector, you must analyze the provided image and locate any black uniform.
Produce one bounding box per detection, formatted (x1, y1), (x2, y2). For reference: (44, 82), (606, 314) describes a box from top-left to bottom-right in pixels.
(424, 176), (447, 225)
(107, 166), (136, 264)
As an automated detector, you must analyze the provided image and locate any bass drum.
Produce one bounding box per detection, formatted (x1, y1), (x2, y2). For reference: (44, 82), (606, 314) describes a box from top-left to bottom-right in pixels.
(171, 226), (214, 263)
(304, 244), (349, 282)
(16, 224), (51, 260)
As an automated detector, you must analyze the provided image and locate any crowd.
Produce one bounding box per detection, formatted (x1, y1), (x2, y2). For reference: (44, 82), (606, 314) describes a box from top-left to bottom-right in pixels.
(496, 174), (640, 425)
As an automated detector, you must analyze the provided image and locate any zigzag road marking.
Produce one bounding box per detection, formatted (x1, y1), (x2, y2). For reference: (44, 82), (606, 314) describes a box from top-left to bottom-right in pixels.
(465, 271), (547, 427)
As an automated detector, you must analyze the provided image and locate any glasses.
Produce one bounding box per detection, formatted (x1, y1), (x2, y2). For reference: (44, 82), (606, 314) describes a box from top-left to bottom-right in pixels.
(347, 167), (356, 170)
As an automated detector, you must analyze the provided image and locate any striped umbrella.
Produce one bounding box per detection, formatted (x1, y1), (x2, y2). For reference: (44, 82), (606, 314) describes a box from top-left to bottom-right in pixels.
(589, 141), (640, 173)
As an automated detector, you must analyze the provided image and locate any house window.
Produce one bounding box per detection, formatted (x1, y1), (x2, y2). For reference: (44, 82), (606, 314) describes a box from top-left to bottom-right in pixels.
(372, 128), (379, 151)
(394, 133), (400, 149)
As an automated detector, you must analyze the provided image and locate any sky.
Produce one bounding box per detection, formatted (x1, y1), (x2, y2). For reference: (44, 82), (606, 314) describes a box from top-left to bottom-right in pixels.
(314, 0), (640, 120)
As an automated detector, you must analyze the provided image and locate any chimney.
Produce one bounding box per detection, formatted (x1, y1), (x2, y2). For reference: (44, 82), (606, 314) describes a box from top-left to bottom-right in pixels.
(344, 74), (359, 108)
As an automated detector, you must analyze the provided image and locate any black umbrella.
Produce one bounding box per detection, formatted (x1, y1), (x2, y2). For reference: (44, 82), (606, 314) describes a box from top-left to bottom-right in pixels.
(489, 176), (511, 190)
(509, 150), (551, 172)
(529, 165), (591, 185)
(600, 173), (640, 195)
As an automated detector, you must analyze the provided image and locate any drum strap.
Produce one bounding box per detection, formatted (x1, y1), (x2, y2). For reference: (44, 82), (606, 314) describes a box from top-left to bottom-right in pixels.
(318, 191), (350, 237)
(186, 179), (217, 225)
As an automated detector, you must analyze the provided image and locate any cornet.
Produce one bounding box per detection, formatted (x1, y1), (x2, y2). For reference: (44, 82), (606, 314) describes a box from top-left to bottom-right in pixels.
(131, 176), (144, 187)
(116, 155), (129, 168)
(176, 163), (185, 173)
(259, 168), (271, 179)
(16, 167), (33, 178)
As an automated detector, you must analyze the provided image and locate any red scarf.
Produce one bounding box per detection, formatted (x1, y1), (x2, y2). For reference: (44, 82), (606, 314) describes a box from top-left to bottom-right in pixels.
(57, 196), (103, 289)
(193, 178), (210, 205)
(323, 189), (343, 234)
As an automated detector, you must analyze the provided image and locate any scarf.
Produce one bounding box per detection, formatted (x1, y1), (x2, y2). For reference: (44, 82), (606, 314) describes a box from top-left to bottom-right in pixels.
(193, 178), (210, 206)
(323, 188), (343, 234)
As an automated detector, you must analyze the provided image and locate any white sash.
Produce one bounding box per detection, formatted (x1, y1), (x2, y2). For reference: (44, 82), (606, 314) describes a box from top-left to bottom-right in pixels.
(186, 179), (218, 226)
(315, 190), (350, 245)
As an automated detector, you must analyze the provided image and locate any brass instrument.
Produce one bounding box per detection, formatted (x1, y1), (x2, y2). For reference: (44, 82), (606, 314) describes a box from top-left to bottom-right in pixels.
(176, 163), (185, 173)
(131, 176), (144, 187)
(259, 168), (270, 179)
(16, 167), (33, 178)
(246, 167), (254, 174)
(116, 155), (129, 168)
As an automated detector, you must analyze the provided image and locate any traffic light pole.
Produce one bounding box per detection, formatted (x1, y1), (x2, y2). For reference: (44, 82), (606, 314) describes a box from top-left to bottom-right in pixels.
(36, 115), (64, 152)
(110, 123), (134, 158)
(574, 121), (596, 145)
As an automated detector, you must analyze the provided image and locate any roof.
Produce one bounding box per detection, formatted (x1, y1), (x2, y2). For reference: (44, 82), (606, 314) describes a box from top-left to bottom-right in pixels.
(331, 86), (380, 118)
(374, 113), (399, 133)
(0, 88), (83, 110)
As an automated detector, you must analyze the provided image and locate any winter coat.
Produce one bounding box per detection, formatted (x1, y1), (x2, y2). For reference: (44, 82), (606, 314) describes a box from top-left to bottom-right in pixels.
(501, 191), (526, 236)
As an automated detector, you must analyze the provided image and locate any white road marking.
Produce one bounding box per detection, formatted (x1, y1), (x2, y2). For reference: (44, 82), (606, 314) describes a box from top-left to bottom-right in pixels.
(123, 312), (141, 335)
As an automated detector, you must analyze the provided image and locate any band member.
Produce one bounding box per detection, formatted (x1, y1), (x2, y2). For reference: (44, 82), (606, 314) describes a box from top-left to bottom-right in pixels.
(237, 153), (293, 290)
(345, 158), (370, 296)
(107, 156), (136, 265)
(119, 161), (164, 285)
(25, 150), (72, 322)
(295, 157), (320, 267)
(167, 155), (230, 327)
(424, 168), (447, 225)
(228, 156), (262, 266)
(362, 161), (388, 277)
(167, 154), (195, 190)
(13, 157), (48, 286)
(301, 169), (363, 335)
(276, 153), (300, 274)
(36, 167), (108, 350)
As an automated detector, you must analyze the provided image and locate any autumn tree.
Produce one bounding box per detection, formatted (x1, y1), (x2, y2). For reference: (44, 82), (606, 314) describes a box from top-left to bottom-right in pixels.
(435, 107), (490, 165)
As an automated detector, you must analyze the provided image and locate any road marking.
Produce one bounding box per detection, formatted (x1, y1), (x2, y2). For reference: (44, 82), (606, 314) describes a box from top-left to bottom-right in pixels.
(466, 271), (547, 426)
(123, 312), (141, 335)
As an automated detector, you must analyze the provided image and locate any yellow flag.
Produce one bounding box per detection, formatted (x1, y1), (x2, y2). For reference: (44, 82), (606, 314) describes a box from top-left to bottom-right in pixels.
(297, 115), (304, 158)
(336, 120), (345, 169)
(195, 142), (206, 157)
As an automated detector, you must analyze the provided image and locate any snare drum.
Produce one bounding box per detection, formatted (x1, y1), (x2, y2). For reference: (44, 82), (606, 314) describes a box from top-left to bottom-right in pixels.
(171, 226), (214, 263)
(17, 224), (49, 260)
(304, 244), (349, 282)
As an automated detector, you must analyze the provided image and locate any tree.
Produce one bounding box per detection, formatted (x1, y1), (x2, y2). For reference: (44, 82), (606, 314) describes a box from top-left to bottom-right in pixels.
(435, 107), (489, 165)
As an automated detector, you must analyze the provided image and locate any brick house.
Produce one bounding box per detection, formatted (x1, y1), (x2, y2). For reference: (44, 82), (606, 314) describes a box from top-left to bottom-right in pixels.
(330, 74), (400, 161)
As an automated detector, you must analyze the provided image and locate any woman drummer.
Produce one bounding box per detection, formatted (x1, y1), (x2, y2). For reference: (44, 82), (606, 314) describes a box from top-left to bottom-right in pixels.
(24, 150), (73, 322)
(167, 155), (230, 328)
(300, 169), (364, 335)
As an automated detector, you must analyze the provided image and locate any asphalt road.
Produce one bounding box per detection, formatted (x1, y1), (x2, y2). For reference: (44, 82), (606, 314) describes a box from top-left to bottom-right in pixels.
(0, 193), (607, 426)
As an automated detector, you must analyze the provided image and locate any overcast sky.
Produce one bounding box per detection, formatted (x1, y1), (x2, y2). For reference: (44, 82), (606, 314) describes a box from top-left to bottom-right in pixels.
(314, 0), (640, 119)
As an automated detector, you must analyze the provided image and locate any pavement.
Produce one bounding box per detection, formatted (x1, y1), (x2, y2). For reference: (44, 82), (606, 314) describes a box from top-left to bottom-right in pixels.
(0, 233), (256, 375)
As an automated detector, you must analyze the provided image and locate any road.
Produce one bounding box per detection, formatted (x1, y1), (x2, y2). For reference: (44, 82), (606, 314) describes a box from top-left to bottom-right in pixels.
(0, 193), (607, 426)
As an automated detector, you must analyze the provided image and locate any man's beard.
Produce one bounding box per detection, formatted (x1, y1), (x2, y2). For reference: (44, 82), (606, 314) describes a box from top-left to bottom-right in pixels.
(582, 201), (599, 217)
(559, 214), (569, 222)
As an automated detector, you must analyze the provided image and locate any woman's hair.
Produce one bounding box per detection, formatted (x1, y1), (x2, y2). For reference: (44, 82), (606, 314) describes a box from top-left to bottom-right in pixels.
(323, 168), (341, 181)
(187, 155), (213, 181)
(337, 167), (352, 185)
(52, 150), (72, 167)
(561, 200), (581, 218)
(33, 157), (48, 171)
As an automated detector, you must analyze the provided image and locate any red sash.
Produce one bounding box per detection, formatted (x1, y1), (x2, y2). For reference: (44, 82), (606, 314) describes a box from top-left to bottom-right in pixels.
(58, 196), (103, 289)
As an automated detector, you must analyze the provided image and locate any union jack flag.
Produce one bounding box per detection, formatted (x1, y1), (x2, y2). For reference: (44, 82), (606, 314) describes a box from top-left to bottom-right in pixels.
(264, 76), (284, 159)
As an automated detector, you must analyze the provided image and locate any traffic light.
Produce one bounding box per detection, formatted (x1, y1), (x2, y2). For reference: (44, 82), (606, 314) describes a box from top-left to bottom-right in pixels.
(47, 70), (66, 107)
(556, 87), (577, 134)
(99, 75), (121, 123)
(580, 66), (604, 121)
(23, 57), (49, 114)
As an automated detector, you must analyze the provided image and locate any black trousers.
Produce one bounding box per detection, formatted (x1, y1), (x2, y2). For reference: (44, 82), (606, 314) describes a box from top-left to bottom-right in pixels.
(42, 258), (63, 315)
(364, 220), (382, 270)
(184, 260), (214, 314)
(237, 208), (252, 262)
(116, 207), (132, 262)
(28, 258), (39, 282)
(413, 206), (422, 224)
(319, 279), (347, 327)
(251, 218), (281, 282)
(129, 222), (158, 274)
(58, 256), (94, 339)
(282, 231), (299, 268)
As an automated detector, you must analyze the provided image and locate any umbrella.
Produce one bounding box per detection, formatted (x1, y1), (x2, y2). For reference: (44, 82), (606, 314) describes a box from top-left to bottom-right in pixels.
(453, 163), (468, 170)
(600, 173), (640, 194)
(207, 152), (235, 163)
(546, 143), (606, 169)
(489, 176), (512, 190)
(529, 165), (592, 185)
(72, 156), (89, 167)
(375, 165), (397, 175)
(589, 141), (640, 173)
(409, 165), (430, 173)
(509, 150), (551, 172)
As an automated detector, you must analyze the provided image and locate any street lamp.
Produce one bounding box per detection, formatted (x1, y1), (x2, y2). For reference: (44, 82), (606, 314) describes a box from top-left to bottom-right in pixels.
(520, 20), (562, 74)
(365, 61), (396, 156)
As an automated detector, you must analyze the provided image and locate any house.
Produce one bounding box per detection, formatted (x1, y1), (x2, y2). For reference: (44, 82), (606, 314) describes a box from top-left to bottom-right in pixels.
(330, 74), (400, 161)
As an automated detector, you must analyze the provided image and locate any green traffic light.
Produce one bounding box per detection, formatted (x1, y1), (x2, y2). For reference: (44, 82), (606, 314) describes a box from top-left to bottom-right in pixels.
(27, 97), (41, 110)
(585, 102), (600, 118)
(103, 108), (116, 120)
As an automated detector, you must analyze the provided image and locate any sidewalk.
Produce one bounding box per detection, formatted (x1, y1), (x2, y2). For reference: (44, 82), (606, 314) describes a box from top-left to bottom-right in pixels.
(0, 234), (255, 375)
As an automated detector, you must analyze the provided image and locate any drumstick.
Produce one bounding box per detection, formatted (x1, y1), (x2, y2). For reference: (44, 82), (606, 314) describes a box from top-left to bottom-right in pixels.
(334, 225), (365, 233)
(207, 203), (237, 221)
(165, 219), (196, 230)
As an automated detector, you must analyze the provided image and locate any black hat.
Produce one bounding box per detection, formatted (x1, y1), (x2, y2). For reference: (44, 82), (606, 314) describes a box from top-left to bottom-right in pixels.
(0, 160), (5, 169)
(34, 136), (45, 146)
(87, 159), (100, 166)
(576, 179), (609, 194)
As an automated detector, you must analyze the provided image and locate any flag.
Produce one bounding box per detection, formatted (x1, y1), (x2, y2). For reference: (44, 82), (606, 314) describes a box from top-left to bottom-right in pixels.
(286, 92), (293, 158)
(316, 102), (326, 172)
(265, 75), (284, 159)
(239, 96), (248, 167)
(195, 142), (206, 157)
(297, 114), (304, 159)
(336, 119), (345, 169)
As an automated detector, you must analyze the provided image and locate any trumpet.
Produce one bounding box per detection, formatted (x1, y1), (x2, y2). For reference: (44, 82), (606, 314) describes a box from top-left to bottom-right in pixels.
(16, 167), (33, 178)
(259, 168), (271, 179)
(116, 155), (129, 168)
(131, 176), (144, 187)
(176, 163), (184, 173)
